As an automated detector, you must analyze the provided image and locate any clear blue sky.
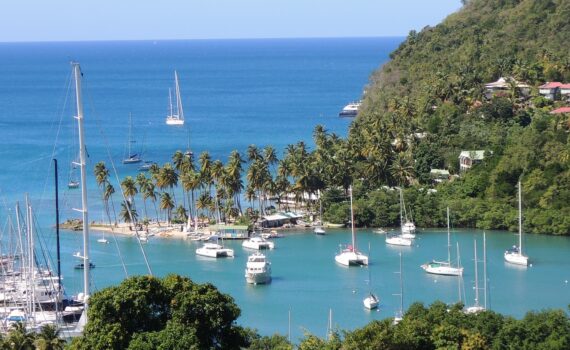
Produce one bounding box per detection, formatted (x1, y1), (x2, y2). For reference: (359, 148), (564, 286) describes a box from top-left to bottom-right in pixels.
(1, 0), (462, 42)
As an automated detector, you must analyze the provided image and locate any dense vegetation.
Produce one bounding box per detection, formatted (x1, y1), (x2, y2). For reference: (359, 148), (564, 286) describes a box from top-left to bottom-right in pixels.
(64, 275), (570, 349)
(69, 275), (250, 350)
(92, 0), (569, 236)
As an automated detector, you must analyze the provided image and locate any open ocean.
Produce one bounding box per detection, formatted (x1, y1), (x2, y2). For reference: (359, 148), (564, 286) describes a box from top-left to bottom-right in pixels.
(0, 38), (569, 340)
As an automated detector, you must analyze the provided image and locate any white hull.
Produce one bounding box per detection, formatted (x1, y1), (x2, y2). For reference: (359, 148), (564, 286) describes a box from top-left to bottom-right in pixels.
(421, 261), (463, 276)
(97, 238), (109, 244)
(242, 237), (275, 250)
(363, 294), (379, 309)
(386, 236), (412, 246)
(314, 227), (326, 235)
(504, 251), (528, 266)
(245, 253), (271, 284)
(335, 250), (368, 266)
(401, 232), (416, 239)
(122, 157), (142, 164)
(373, 228), (387, 234)
(465, 305), (485, 314)
(165, 117), (184, 125)
(196, 243), (234, 258)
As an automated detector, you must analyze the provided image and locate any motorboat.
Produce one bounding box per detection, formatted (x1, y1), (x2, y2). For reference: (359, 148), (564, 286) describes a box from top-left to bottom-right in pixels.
(261, 230), (284, 239)
(196, 242), (234, 258)
(373, 228), (387, 234)
(385, 234), (412, 246)
(314, 227), (326, 235)
(244, 252), (272, 284)
(335, 186), (369, 266)
(338, 101), (361, 117)
(504, 182), (529, 266)
(421, 208), (463, 276)
(242, 236), (275, 250)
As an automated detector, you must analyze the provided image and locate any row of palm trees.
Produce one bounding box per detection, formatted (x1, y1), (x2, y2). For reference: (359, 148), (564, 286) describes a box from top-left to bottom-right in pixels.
(94, 123), (419, 227)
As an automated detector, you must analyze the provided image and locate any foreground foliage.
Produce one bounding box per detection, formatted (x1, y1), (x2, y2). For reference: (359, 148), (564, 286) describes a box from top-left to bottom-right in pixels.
(68, 275), (251, 350)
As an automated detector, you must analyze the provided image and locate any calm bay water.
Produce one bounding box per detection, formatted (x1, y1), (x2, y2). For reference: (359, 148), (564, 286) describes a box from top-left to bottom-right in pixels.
(0, 38), (569, 340)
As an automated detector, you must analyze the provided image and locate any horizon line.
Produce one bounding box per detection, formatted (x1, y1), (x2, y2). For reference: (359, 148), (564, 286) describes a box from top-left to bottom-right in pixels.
(0, 35), (406, 45)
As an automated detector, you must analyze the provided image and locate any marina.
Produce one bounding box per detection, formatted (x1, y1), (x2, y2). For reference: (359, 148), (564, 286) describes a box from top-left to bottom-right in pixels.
(0, 38), (568, 341)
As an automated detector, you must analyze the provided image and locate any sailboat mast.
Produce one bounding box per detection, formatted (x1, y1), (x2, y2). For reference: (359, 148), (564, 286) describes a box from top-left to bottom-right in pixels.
(518, 181), (523, 255)
(446, 207), (451, 264)
(399, 189), (403, 225)
(456, 242), (462, 303)
(473, 240), (479, 306)
(483, 232), (488, 310)
(72, 62), (90, 313)
(54, 159), (61, 291)
(127, 112), (133, 157)
(175, 71), (184, 121)
(399, 252), (404, 315)
(349, 186), (355, 250)
(168, 88), (173, 117)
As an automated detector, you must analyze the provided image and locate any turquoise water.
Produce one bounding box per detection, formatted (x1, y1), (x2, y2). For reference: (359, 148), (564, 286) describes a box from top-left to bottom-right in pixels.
(0, 39), (569, 340)
(55, 228), (570, 340)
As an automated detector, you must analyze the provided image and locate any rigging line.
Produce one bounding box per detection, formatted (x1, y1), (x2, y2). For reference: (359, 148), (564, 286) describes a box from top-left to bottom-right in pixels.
(36, 69), (74, 217)
(84, 84), (152, 276)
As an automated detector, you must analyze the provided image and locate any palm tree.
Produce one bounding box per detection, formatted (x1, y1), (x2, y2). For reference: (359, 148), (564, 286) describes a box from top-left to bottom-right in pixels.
(390, 152), (415, 186)
(142, 182), (160, 225)
(121, 176), (138, 208)
(7, 322), (36, 349)
(156, 163), (179, 198)
(136, 173), (151, 219)
(247, 144), (262, 162)
(34, 324), (66, 350)
(226, 150), (245, 214)
(174, 204), (188, 223)
(104, 183), (118, 225)
(160, 192), (175, 225)
(120, 200), (138, 224)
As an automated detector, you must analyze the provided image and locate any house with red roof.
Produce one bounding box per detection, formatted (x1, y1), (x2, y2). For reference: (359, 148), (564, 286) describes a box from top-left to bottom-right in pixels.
(560, 84), (570, 101)
(538, 82), (562, 100)
(550, 106), (570, 114)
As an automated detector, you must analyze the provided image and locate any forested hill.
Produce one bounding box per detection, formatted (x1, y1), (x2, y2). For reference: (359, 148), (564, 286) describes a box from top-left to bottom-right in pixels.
(343, 0), (570, 234)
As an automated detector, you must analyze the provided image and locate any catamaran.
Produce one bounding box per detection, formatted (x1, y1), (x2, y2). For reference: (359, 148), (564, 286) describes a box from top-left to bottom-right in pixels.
(165, 71), (185, 125)
(334, 186), (368, 266)
(421, 207), (463, 276)
(504, 181), (529, 266)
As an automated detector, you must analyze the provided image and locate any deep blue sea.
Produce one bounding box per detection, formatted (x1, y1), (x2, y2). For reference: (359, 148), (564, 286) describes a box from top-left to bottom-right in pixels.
(0, 38), (569, 341)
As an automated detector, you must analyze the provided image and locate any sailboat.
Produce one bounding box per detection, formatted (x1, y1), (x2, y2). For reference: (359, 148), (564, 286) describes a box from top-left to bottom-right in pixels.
(393, 252), (404, 324)
(334, 186), (368, 266)
(122, 113), (142, 164)
(363, 244), (379, 309)
(68, 160), (80, 189)
(399, 188), (416, 239)
(504, 181), (529, 266)
(69, 62), (91, 335)
(165, 71), (185, 126)
(465, 234), (487, 313)
(421, 207), (463, 276)
(314, 190), (326, 235)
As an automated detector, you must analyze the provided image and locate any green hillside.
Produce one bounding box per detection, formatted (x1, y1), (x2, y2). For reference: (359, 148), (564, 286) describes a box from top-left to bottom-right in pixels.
(344, 0), (570, 234)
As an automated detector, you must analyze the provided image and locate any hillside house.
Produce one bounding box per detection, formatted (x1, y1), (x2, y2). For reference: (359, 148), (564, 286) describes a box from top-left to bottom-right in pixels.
(539, 82), (562, 100)
(430, 169), (450, 183)
(459, 150), (489, 172)
(484, 77), (530, 99)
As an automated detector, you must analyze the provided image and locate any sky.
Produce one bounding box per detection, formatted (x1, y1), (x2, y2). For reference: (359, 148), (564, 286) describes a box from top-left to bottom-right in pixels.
(0, 0), (462, 42)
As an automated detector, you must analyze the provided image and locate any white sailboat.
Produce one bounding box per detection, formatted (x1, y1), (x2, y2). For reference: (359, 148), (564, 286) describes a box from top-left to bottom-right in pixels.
(399, 188), (416, 239)
(421, 207), (463, 276)
(363, 244), (379, 309)
(465, 234), (487, 313)
(314, 190), (326, 235)
(393, 252), (404, 324)
(334, 186), (368, 266)
(122, 113), (142, 164)
(70, 62), (91, 335)
(504, 181), (529, 266)
(165, 71), (185, 125)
